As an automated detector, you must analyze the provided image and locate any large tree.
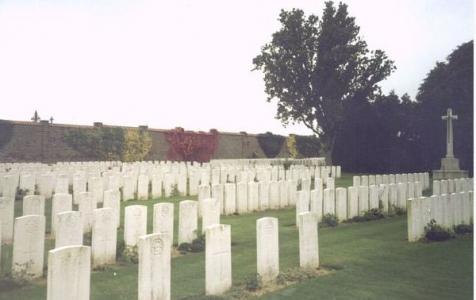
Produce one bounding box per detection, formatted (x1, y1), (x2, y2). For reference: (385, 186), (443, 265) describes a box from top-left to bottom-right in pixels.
(253, 1), (395, 160)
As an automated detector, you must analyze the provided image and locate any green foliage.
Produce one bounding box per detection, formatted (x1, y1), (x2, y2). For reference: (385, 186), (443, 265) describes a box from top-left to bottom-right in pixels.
(416, 41), (473, 175)
(295, 135), (320, 158)
(321, 213), (338, 227)
(244, 273), (262, 291)
(454, 224), (473, 235)
(177, 234), (205, 253)
(64, 127), (125, 160)
(15, 188), (29, 201)
(257, 132), (286, 158)
(391, 205), (406, 216)
(122, 128), (152, 162)
(170, 184), (180, 198)
(424, 219), (453, 242)
(253, 2), (395, 156)
(0, 120), (14, 150)
(347, 208), (385, 223)
(286, 135), (298, 158)
(64, 126), (152, 161)
(121, 246), (139, 264)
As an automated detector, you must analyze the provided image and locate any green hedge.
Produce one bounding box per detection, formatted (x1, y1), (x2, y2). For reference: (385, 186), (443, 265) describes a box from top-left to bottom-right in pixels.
(0, 120), (14, 150)
(257, 132), (285, 158)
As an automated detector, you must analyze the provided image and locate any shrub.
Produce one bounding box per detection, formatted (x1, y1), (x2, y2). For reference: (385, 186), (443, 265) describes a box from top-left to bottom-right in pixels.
(165, 128), (218, 162)
(424, 219), (453, 241)
(390, 205), (406, 216)
(454, 224), (473, 235)
(177, 242), (192, 253)
(0, 120), (14, 150)
(190, 234), (206, 252)
(295, 135), (320, 158)
(286, 135), (298, 158)
(346, 209), (385, 223)
(177, 234), (206, 253)
(122, 246), (139, 264)
(321, 214), (338, 227)
(245, 273), (262, 291)
(170, 184), (180, 198)
(15, 188), (29, 201)
(257, 132), (286, 158)
(122, 128), (152, 162)
(64, 127), (125, 160)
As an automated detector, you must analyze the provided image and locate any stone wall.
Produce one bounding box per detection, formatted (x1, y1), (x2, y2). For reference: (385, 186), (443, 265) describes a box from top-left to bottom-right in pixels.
(0, 119), (289, 162)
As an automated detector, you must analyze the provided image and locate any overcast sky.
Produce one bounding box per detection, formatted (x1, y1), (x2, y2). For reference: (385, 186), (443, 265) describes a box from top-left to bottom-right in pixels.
(0, 0), (473, 135)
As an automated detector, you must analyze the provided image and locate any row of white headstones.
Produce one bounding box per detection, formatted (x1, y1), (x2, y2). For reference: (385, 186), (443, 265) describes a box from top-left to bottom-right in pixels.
(0, 168), (432, 248)
(1, 199), (320, 300)
(407, 178), (474, 242)
(0, 170), (442, 285)
(0, 164), (342, 205)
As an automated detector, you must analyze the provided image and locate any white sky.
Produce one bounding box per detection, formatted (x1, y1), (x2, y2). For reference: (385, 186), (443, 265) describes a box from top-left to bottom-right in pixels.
(0, 0), (473, 135)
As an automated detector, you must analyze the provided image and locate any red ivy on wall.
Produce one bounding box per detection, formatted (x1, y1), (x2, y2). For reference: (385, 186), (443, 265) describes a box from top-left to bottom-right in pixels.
(164, 128), (219, 162)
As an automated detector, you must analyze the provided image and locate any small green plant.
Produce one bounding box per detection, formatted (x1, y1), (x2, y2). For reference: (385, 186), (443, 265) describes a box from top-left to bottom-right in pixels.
(116, 240), (126, 260)
(390, 205), (406, 216)
(177, 242), (192, 254)
(424, 219), (453, 242)
(15, 188), (29, 201)
(190, 234), (206, 252)
(170, 184), (180, 197)
(83, 232), (92, 246)
(320, 214), (338, 227)
(245, 273), (262, 291)
(347, 208), (385, 223)
(122, 246), (139, 264)
(177, 234), (206, 253)
(454, 224), (473, 235)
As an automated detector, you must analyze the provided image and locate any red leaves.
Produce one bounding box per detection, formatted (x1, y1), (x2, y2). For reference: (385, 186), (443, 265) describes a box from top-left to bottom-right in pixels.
(164, 128), (218, 162)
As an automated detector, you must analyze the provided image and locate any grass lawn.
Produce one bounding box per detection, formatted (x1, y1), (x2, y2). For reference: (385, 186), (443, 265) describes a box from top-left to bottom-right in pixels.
(0, 173), (472, 299)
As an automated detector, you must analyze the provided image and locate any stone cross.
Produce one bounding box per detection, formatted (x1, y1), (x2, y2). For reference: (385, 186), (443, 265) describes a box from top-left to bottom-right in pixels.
(441, 108), (458, 158)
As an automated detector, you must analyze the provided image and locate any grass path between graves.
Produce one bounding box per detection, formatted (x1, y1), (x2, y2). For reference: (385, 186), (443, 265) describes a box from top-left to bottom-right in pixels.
(0, 174), (473, 300)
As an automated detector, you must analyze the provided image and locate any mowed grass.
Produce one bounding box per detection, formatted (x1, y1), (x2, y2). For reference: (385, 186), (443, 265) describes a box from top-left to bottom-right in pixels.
(0, 173), (473, 299)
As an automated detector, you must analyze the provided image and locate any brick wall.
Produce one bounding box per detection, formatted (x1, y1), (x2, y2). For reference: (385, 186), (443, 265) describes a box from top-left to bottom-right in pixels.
(0, 120), (289, 162)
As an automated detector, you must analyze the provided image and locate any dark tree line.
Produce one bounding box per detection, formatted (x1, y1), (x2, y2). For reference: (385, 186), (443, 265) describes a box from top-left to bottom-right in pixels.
(334, 41), (473, 175)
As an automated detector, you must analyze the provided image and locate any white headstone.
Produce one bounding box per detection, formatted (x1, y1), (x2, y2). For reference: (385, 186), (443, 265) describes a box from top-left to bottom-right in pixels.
(323, 188), (335, 216)
(23, 195), (45, 216)
(335, 187), (347, 222)
(55, 211), (83, 248)
(12, 215), (45, 279)
(153, 203), (174, 246)
(103, 189), (121, 229)
(92, 208), (117, 268)
(202, 198), (221, 233)
(358, 186), (369, 214)
(256, 217), (279, 283)
(47, 245), (90, 300)
(224, 183), (236, 215)
(236, 182), (248, 214)
(247, 181), (259, 212)
(178, 200), (198, 244)
(78, 192), (96, 233)
(138, 233), (171, 300)
(0, 197), (15, 244)
(124, 205), (147, 248)
(205, 224), (232, 295)
(298, 212), (319, 268)
(51, 193), (73, 236)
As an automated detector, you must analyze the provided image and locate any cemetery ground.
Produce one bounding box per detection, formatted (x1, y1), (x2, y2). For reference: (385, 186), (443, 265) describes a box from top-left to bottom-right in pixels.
(0, 174), (472, 300)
